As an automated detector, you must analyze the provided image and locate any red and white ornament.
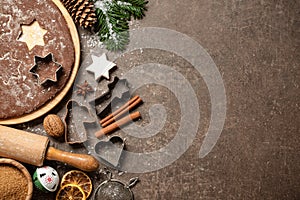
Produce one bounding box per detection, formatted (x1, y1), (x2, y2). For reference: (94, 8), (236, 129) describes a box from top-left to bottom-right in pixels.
(35, 166), (59, 192)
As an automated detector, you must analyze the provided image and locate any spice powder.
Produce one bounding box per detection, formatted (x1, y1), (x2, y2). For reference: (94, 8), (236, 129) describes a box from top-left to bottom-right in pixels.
(0, 164), (28, 200)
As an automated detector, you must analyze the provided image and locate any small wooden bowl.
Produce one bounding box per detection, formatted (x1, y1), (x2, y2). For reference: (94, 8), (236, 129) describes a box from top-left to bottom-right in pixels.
(0, 158), (33, 200)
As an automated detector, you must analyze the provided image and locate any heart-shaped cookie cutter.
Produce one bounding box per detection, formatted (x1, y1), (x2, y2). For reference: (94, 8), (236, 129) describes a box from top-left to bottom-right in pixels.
(94, 136), (125, 167)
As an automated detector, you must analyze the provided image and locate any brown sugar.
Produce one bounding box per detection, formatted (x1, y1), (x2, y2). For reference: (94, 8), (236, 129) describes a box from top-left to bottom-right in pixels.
(0, 164), (28, 200)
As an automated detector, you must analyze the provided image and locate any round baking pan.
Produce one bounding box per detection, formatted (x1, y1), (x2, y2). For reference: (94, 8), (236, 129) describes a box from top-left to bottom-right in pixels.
(0, 0), (80, 125)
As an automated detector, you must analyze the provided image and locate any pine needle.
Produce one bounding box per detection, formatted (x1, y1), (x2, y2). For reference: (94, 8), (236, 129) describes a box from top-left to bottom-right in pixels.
(94, 0), (148, 51)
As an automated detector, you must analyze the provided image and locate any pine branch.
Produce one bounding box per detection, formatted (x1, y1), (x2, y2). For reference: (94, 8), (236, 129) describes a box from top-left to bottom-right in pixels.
(94, 0), (148, 51)
(95, 1), (130, 51)
(116, 0), (148, 19)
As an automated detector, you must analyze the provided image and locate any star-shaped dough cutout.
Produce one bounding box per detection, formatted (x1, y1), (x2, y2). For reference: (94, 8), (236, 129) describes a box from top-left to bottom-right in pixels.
(86, 54), (116, 81)
(18, 20), (47, 51)
(29, 53), (62, 85)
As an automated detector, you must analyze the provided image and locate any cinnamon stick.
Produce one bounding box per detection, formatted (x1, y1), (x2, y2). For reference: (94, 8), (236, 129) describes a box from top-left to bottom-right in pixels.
(100, 95), (142, 127)
(95, 111), (141, 138)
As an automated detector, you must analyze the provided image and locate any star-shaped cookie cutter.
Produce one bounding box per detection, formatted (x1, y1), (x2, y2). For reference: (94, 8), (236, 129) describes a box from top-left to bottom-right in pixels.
(29, 53), (62, 85)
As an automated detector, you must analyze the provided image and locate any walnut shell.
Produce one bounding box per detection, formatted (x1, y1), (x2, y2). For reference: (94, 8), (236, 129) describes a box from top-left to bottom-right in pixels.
(43, 114), (65, 138)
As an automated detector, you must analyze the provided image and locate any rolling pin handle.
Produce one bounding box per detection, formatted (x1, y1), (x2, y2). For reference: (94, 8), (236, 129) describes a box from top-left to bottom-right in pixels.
(46, 147), (99, 172)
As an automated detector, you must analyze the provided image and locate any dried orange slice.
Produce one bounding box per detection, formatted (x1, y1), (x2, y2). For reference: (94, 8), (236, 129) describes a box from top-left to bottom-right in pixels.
(61, 170), (92, 198)
(56, 184), (86, 200)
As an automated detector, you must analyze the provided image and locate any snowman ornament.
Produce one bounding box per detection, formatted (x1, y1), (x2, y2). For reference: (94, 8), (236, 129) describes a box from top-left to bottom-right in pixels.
(33, 166), (59, 192)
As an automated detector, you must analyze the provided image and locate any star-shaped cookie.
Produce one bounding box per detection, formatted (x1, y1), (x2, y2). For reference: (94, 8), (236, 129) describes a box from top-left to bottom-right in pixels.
(86, 53), (116, 81)
(18, 20), (47, 51)
(29, 53), (62, 85)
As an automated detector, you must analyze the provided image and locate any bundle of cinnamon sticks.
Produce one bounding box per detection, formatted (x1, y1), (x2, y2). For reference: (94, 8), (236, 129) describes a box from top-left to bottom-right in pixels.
(95, 95), (143, 138)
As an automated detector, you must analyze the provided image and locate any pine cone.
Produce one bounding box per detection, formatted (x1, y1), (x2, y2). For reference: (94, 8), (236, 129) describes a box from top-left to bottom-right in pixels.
(61, 0), (97, 29)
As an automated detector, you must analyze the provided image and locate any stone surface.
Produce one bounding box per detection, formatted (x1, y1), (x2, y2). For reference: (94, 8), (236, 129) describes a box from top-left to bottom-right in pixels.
(19, 0), (300, 199)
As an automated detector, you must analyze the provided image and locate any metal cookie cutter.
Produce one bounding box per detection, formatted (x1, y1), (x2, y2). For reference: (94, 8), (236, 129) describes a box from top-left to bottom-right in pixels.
(90, 77), (130, 118)
(94, 136), (125, 167)
(29, 53), (62, 85)
(63, 100), (96, 144)
(93, 172), (139, 200)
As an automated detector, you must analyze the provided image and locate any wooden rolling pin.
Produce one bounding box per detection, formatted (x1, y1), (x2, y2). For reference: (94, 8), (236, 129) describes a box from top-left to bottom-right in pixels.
(0, 125), (99, 171)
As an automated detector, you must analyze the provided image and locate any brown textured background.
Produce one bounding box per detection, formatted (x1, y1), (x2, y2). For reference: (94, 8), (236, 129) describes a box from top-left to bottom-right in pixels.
(128, 1), (300, 199)
(25, 0), (300, 199)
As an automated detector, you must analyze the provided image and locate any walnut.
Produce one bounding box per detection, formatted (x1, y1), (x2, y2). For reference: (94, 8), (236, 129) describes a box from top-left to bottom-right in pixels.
(43, 114), (65, 138)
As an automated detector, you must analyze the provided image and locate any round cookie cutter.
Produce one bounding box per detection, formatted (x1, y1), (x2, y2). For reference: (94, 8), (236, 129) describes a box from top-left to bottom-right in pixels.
(0, 0), (80, 125)
(93, 172), (138, 200)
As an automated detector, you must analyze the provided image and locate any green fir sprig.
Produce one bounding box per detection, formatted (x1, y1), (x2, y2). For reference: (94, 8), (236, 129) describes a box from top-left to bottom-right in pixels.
(94, 0), (148, 51)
